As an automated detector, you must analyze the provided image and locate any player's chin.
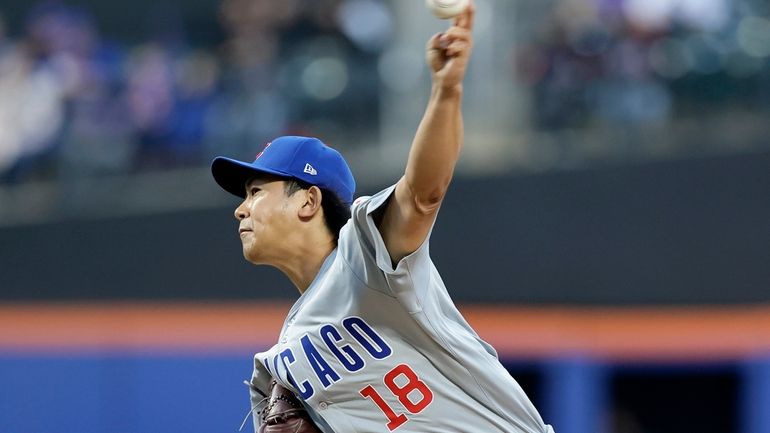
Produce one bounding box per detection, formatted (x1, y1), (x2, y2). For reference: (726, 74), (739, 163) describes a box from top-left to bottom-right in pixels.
(242, 245), (263, 265)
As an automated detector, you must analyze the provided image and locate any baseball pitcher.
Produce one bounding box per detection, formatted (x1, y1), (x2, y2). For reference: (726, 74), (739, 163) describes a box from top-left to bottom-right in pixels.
(211, 3), (554, 432)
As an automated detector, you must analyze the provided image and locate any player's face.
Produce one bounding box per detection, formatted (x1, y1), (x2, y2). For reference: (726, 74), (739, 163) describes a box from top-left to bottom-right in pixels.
(234, 175), (301, 265)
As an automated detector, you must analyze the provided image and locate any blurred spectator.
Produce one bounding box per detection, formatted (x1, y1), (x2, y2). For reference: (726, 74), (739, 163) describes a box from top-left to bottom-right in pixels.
(53, 5), (133, 177)
(125, 43), (179, 169)
(518, 0), (769, 134)
(0, 11), (20, 176)
(0, 5), (72, 183)
(206, 0), (385, 158)
(520, 3), (672, 131)
(203, 0), (293, 160)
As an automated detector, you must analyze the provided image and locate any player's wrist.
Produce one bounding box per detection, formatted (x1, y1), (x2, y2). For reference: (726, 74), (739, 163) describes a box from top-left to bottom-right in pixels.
(431, 83), (463, 99)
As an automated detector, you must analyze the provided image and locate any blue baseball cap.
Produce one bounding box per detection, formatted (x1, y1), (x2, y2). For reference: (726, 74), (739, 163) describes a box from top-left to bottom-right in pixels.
(211, 136), (356, 204)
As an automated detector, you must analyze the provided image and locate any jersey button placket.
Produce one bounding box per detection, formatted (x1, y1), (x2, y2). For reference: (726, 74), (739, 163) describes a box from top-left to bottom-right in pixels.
(318, 401), (329, 410)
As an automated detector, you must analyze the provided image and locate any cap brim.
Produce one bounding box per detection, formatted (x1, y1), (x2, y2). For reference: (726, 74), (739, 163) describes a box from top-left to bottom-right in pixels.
(211, 157), (291, 198)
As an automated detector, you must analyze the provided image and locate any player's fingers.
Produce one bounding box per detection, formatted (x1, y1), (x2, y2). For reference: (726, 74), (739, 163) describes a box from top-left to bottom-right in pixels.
(428, 32), (445, 50)
(445, 40), (470, 57)
(441, 27), (471, 43)
(454, 0), (476, 30)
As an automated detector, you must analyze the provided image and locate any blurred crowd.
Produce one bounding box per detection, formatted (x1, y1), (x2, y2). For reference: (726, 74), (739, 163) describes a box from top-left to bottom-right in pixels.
(1, 0), (769, 186)
(0, 0), (390, 184)
(517, 0), (770, 130)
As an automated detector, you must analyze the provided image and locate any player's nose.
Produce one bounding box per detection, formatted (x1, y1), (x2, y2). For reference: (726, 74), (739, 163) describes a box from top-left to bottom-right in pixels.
(234, 200), (249, 220)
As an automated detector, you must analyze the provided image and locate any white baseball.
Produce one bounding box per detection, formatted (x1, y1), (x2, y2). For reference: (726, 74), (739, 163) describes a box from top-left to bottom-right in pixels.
(425, 0), (469, 20)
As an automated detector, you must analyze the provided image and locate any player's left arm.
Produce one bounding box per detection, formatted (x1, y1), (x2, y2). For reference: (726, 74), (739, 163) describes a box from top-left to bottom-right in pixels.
(373, 2), (475, 265)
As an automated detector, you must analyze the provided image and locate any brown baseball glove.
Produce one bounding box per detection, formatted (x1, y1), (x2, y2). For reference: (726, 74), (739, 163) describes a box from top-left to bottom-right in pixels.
(258, 380), (322, 433)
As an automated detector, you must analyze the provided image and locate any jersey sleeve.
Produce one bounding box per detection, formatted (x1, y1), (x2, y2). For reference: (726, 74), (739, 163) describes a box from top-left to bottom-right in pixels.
(337, 184), (434, 313)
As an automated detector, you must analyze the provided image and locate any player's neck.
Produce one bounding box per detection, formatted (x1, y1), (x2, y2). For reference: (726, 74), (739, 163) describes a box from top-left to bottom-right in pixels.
(276, 231), (336, 294)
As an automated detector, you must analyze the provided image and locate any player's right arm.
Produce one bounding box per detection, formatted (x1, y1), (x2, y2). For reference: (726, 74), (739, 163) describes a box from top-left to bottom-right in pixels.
(373, 2), (475, 265)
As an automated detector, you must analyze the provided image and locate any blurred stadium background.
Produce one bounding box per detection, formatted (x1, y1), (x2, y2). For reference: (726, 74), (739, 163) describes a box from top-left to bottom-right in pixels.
(0, 0), (769, 432)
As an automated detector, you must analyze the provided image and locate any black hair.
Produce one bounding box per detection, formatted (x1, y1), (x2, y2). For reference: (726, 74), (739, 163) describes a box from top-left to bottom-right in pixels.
(284, 179), (351, 241)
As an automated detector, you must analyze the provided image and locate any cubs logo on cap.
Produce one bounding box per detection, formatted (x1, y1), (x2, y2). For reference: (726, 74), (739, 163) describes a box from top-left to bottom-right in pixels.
(211, 136), (356, 204)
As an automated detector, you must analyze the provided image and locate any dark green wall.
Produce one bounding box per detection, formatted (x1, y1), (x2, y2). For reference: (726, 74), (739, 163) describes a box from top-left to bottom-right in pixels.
(2, 151), (769, 304)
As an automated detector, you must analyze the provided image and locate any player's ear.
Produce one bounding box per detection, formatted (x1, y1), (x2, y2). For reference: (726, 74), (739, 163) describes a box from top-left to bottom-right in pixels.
(298, 186), (323, 220)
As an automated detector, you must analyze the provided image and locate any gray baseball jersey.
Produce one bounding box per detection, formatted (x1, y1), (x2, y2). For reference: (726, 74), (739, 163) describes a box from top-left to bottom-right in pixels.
(246, 185), (554, 433)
